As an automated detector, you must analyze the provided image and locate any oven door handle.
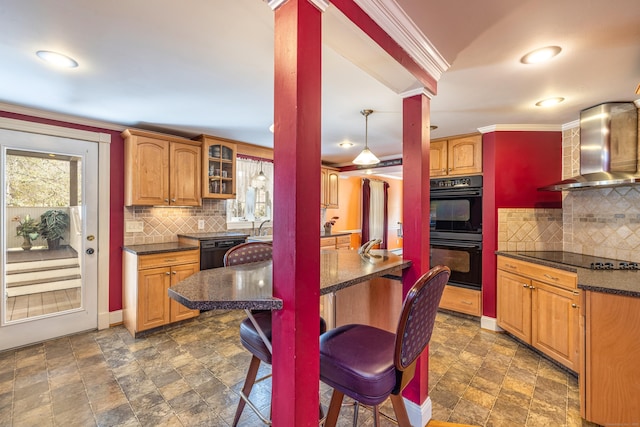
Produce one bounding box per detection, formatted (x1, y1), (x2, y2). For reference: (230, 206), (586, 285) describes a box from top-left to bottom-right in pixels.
(431, 239), (482, 249)
(430, 189), (482, 198)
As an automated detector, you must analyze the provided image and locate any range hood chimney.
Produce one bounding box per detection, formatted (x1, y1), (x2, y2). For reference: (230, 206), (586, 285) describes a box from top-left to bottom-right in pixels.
(539, 102), (639, 191)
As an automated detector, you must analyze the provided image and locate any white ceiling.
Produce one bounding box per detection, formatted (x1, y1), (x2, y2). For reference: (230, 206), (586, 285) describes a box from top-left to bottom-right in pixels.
(1, 0), (639, 175)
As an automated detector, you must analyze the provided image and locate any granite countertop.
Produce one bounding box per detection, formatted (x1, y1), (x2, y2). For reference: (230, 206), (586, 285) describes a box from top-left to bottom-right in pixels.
(168, 249), (411, 311)
(123, 242), (199, 255)
(497, 251), (640, 298)
(320, 231), (352, 238)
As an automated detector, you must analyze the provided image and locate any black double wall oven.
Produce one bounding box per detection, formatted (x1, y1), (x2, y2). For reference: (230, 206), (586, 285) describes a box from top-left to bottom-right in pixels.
(430, 175), (482, 290)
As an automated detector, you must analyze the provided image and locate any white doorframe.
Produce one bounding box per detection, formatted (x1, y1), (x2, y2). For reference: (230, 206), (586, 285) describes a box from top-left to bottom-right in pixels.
(0, 117), (111, 330)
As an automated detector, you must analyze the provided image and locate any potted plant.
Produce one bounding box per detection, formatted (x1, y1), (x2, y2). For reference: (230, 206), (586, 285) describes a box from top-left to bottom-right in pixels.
(38, 209), (70, 250)
(13, 214), (39, 250)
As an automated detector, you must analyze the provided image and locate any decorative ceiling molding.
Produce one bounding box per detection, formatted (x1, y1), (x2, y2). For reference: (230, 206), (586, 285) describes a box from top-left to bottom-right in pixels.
(0, 102), (125, 132)
(399, 87), (434, 99)
(353, 0), (449, 81)
(477, 124), (563, 134)
(267, 0), (329, 12)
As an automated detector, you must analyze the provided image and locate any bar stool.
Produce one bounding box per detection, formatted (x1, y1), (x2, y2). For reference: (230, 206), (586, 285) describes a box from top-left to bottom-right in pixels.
(319, 265), (450, 427)
(226, 242), (327, 426)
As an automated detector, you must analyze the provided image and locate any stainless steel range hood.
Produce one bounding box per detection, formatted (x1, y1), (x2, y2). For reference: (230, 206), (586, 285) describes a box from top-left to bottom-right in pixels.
(539, 102), (639, 191)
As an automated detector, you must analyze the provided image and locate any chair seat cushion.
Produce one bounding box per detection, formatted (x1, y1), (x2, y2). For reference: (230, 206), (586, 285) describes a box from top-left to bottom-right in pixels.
(240, 312), (328, 365)
(320, 324), (396, 406)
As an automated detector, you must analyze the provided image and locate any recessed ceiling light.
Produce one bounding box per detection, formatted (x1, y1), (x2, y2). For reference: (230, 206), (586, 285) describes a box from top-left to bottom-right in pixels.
(520, 46), (561, 64)
(36, 50), (79, 68)
(339, 141), (354, 148)
(535, 97), (565, 107)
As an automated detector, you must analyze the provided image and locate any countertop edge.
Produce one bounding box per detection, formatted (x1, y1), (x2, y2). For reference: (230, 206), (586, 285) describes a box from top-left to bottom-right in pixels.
(123, 243), (199, 255)
(495, 251), (578, 273)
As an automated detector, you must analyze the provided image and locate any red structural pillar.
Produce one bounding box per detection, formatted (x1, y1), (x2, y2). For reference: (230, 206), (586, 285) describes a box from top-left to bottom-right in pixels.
(401, 93), (432, 407)
(271, 1), (324, 426)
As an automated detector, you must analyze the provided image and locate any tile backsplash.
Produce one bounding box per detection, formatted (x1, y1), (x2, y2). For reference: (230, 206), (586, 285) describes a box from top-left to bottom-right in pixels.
(497, 208), (563, 252)
(123, 199), (227, 246)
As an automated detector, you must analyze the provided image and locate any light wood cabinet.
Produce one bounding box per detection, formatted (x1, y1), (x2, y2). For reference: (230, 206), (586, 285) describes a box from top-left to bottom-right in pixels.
(321, 234), (351, 250)
(430, 134), (482, 177)
(197, 135), (237, 199)
(123, 249), (200, 337)
(497, 256), (580, 371)
(582, 291), (640, 425)
(439, 285), (481, 317)
(123, 129), (202, 206)
(321, 167), (339, 208)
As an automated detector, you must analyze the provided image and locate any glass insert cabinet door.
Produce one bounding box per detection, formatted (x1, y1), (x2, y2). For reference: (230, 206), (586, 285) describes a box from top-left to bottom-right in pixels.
(1, 127), (98, 351)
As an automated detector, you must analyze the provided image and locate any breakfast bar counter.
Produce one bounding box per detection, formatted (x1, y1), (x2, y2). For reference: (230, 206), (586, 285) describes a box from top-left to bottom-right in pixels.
(168, 249), (411, 311)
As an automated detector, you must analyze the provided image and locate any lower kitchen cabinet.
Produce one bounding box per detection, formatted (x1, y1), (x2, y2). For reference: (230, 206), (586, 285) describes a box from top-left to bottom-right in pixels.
(124, 249), (200, 337)
(439, 285), (481, 317)
(582, 291), (640, 425)
(497, 256), (580, 371)
(320, 234), (351, 250)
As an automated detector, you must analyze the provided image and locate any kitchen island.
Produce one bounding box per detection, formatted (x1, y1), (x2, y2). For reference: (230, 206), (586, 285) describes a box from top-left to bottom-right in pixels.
(496, 251), (640, 426)
(168, 248), (410, 312)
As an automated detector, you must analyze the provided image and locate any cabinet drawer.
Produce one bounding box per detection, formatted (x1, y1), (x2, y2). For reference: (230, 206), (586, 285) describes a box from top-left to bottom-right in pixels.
(320, 237), (336, 249)
(138, 249), (200, 270)
(497, 256), (576, 290)
(336, 235), (351, 249)
(439, 285), (481, 316)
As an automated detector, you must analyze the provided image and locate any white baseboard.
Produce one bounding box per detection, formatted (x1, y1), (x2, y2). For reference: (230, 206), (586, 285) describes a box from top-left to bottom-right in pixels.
(481, 315), (504, 332)
(108, 310), (123, 327)
(404, 396), (431, 427)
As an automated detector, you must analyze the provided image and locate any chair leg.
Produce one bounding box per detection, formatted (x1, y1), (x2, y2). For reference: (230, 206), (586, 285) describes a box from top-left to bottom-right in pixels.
(232, 355), (261, 427)
(372, 405), (381, 427)
(389, 394), (412, 427)
(352, 401), (359, 426)
(323, 389), (345, 427)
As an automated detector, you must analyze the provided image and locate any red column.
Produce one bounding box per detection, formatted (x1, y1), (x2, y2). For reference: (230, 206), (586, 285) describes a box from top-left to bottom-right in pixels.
(271, 1), (323, 426)
(401, 93), (431, 405)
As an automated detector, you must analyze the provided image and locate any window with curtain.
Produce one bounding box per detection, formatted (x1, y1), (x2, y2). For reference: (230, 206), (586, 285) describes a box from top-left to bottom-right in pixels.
(226, 156), (274, 226)
(361, 178), (389, 248)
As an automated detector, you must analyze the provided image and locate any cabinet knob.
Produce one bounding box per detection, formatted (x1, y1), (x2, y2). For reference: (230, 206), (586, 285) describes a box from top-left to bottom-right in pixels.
(171, 198), (176, 202)
(164, 198), (169, 202)
(529, 285), (535, 290)
(522, 283), (528, 288)
(165, 272), (171, 276)
(571, 303), (578, 308)
(448, 168), (452, 172)
(172, 271), (177, 275)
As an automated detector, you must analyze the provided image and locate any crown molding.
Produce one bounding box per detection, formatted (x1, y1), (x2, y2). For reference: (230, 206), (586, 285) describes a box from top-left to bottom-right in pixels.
(400, 87), (434, 99)
(562, 120), (579, 131)
(0, 102), (125, 132)
(477, 124), (563, 134)
(267, 0), (329, 12)
(353, 0), (449, 81)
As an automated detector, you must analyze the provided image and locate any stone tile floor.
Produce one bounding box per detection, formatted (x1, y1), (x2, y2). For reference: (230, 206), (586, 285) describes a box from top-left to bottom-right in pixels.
(0, 309), (599, 426)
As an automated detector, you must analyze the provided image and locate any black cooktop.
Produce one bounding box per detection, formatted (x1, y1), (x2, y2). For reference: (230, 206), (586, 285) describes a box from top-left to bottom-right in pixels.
(515, 251), (639, 270)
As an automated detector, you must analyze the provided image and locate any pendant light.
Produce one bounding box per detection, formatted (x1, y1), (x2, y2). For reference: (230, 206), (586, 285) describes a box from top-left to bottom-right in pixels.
(252, 160), (268, 189)
(352, 109), (380, 165)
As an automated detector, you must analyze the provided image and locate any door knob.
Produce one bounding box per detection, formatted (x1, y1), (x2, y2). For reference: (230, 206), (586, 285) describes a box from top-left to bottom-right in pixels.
(86, 248), (95, 255)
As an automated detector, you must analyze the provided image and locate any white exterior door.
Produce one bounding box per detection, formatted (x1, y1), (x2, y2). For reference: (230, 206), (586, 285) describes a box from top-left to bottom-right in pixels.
(0, 124), (101, 351)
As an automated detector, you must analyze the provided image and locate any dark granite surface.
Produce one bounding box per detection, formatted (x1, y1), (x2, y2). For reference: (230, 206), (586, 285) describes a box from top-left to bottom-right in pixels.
(177, 232), (250, 241)
(497, 251), (640, 298)
(168, 249), (411, 311)
(123, 242), (199, 255)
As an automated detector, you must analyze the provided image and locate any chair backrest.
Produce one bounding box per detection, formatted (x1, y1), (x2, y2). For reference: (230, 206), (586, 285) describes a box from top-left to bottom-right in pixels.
(394, 265), (450, 371)
(223, 242), (273, 267)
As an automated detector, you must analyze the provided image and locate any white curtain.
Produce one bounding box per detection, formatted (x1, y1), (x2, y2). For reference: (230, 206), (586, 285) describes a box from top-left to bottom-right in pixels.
(226, 157), (274, 222)
(369, 179), (385, 241)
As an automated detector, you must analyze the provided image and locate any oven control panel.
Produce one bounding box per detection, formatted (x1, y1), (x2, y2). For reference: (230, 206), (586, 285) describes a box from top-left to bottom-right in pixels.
(431, 175), (482, 189)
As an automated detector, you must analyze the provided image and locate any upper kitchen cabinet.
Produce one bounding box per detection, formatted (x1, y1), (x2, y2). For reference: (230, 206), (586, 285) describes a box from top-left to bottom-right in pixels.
(123, 129), (202, 206)
(430, 134), (482, 177)
(321, 166), (339, 208)
(196, 135), (236, 199)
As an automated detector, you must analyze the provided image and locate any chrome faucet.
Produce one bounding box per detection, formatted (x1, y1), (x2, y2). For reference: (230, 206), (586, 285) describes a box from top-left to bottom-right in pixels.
(257, 219), (270, 236)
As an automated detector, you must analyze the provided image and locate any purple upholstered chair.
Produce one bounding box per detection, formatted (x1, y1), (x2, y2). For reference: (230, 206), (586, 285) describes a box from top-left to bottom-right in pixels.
(319, 265), (451, 427)
(226, 242), (327, 426)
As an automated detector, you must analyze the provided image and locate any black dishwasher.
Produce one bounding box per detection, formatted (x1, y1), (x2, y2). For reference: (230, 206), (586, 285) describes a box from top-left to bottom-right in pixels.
(200, 238), (246, 270)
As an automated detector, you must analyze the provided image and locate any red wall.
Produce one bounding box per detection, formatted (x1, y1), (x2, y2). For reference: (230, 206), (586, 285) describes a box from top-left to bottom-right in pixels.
(482, 131), (562, 318)
(1, 111), (125, 312)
